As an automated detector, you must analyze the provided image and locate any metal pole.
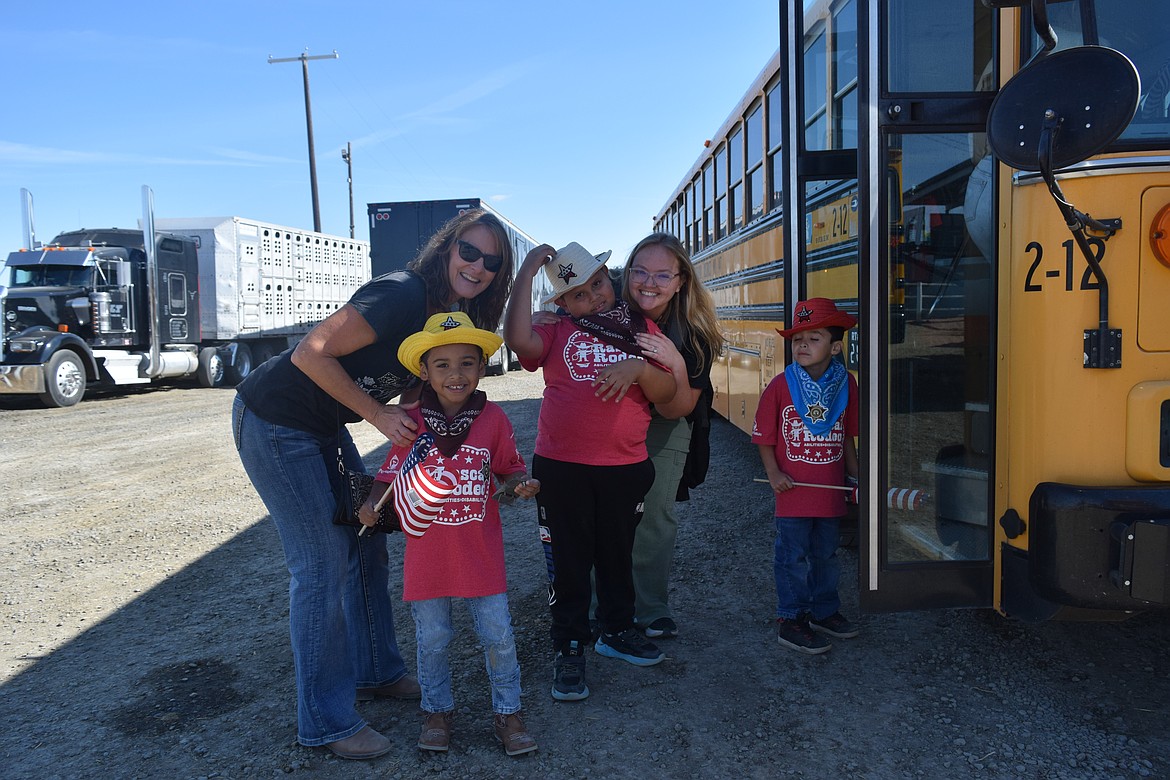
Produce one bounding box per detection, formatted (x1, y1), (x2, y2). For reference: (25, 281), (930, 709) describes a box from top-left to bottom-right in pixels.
(268, 50), (338, 233)
(342, 142), (354, 238)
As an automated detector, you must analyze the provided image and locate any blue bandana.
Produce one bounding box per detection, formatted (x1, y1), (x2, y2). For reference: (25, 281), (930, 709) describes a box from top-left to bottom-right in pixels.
(784, 359), (848, 437)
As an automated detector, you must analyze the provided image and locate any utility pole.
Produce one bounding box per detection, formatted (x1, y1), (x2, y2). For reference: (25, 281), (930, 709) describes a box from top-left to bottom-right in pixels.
(268, 49), (338, 233)
(341, 142), (354, 238)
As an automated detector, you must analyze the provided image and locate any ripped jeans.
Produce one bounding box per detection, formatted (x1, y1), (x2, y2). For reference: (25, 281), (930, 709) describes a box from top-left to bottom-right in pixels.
(410, 594), (522, 715)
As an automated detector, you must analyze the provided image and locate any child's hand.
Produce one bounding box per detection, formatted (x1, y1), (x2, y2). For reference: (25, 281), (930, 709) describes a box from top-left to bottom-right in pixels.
(513, 477), (540, 499)
(766, 471), (795, 494)
(494, 473), (540, 504)
(592, 359), (643, 402)
(358, 499), (379, 528)
(532, 310), (559, 327)
(520, 243), (556, 277)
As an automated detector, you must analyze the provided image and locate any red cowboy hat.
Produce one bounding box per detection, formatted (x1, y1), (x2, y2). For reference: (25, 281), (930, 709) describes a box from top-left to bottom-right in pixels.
(777, 298), (858, 338)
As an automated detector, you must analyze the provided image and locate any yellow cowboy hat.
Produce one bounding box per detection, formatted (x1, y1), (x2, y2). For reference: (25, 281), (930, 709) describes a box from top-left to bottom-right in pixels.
(397, 311), (503, 377)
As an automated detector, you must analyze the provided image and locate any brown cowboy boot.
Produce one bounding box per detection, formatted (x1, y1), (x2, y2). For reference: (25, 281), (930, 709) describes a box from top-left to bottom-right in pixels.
(493, 712), (538, 756)
(418, 711), (454, 752)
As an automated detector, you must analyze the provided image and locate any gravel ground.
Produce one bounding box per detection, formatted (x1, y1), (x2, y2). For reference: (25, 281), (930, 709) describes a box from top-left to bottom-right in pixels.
(0, 369), (1167, 779)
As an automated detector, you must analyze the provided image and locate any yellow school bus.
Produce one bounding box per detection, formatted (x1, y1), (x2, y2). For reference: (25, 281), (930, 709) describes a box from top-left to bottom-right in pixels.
(654, 0), (1170, 619)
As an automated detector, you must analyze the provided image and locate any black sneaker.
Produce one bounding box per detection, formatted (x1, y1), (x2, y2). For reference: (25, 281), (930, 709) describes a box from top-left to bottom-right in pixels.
(776, 616), (831, 654)
(595, 628), (665, 666)
(589, 619), (602, 643)
(642, 617), (679, 639)
(551, 641), (589, 701)
(809, 612), (860, 639)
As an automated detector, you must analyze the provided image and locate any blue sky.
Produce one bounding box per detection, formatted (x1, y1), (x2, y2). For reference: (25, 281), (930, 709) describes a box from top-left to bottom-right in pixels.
(1, 1), (780, 268)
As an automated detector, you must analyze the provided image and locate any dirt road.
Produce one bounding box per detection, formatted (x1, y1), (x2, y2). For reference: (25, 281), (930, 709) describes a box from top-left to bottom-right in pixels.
(1, 373), (1167, 779)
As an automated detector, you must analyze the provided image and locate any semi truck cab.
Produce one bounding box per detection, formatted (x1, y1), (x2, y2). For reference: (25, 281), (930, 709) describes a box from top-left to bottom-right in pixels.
(0, 230), (213, 407)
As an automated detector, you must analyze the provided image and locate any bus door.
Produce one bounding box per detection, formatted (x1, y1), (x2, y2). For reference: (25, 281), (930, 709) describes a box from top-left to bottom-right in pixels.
(857, 0), (997, 610)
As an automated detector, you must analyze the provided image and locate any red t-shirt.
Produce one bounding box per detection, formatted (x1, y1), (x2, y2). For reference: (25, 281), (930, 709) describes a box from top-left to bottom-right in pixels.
(751, 370), (859, 517)
(520, 316), (662, 465)
(374, 402), (526, 600)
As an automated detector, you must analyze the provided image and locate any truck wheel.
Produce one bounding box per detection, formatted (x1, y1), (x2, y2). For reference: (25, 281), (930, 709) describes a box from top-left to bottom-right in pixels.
(197, 347), (224, 388)
(39, 351), (86, 408)
(499, 347), (512, 374)
(251, 343), (278, 367)
(225, 343), (253, 386)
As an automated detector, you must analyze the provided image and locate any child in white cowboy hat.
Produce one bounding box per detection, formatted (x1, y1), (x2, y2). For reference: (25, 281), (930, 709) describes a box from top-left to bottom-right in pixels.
(503, 241), (677, 702)
(359, 311), (540, 756)
(752, 298), (860, 656)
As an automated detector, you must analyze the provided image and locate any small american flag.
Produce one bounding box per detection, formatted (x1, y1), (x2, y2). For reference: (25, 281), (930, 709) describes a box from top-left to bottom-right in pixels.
(391, 433), (457, 537)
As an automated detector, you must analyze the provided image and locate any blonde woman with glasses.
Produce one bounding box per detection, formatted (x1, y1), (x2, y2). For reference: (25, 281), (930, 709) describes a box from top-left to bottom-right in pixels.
(621, 233), (723, 639)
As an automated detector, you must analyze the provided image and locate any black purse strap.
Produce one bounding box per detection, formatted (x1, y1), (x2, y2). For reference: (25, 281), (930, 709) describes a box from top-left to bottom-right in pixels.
(335, 402), (347, 474)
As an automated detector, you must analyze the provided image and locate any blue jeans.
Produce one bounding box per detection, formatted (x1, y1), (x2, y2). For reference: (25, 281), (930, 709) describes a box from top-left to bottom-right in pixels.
(232, 396), (407, 746)
(773, 515), (841, 621)
(410, 594), (522, 715)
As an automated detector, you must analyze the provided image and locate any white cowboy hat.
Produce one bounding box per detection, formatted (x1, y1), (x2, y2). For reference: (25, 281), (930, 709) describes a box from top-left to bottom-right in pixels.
(541, 242), (613, 304)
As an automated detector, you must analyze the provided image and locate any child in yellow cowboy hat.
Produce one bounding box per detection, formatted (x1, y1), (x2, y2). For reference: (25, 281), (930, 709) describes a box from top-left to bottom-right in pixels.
(503, 241), (677, 703)
(360, 311), (540, 756)
(752, 298), (860, 656)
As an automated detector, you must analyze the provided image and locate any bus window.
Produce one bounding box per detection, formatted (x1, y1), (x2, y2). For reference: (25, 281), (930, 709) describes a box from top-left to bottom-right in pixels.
(1035, 0), (1170, 145)
(730, 126), (744, 233)
(887, 0), (993, 92)
(746, 104), (765, 223)
(767, 81), (784, 212)
(804, 25), (828, 151)
(715, 144), (728, 240)
(703, 162), (714, 249)
(886, 132), (993, 563)
(803, 177), (861, 369)
(832, 0), (858, 150)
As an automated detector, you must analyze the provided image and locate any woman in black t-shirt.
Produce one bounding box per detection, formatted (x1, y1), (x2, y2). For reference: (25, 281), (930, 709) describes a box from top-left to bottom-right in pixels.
(232, 209), (514, 760)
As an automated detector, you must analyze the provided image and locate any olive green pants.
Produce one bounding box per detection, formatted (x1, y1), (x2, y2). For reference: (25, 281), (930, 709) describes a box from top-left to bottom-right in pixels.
(632, 415), (692, 626)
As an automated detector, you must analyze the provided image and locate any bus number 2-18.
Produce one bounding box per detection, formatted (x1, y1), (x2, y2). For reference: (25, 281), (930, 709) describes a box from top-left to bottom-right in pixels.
(1022, 238), (1106, 293)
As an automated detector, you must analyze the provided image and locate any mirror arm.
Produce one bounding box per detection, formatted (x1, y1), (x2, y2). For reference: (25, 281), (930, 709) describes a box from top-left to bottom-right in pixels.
(1038, 111), (1111, 332)
(1031, 0), (1058, 59)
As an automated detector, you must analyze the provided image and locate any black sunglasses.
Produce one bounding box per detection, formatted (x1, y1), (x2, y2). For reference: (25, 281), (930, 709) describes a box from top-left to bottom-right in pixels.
(456, 239), (504, 273)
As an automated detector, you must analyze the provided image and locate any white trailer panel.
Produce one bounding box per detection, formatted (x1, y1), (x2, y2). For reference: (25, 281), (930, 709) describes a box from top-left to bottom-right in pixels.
(153, 217), (370, 341)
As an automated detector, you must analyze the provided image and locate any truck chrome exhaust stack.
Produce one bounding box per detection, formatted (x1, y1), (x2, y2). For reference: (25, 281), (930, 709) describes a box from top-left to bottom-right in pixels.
(141, 185), (161, 378)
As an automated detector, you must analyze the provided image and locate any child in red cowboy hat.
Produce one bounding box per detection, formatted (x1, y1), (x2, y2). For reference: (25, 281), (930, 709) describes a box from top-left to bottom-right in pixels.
(751, 298), (860, 655)
(360, 311), (540, 756)
(503, 240), (677, 703)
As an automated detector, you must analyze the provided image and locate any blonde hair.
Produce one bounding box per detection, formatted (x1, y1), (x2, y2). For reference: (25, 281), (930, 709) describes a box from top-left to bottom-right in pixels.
(622, 232), (723, 376)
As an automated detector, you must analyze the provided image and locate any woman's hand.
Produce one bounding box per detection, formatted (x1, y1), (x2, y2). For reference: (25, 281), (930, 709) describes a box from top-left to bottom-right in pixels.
(592, 358), (643, 402)
(532, 310), (560, 327)
(635, 332), (683, 371)
(370, 401), (419, 447)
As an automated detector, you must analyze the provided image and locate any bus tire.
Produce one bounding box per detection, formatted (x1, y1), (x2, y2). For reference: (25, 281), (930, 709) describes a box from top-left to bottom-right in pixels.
(38, 350), (86, 408)
(197, 347), (225, 388)
(225, 343), (253, 386)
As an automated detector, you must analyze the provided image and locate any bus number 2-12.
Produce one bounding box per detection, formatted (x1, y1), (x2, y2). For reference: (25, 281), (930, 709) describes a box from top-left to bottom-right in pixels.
(1022, 238), (1106, 292)
(832, 203), (851, 238)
